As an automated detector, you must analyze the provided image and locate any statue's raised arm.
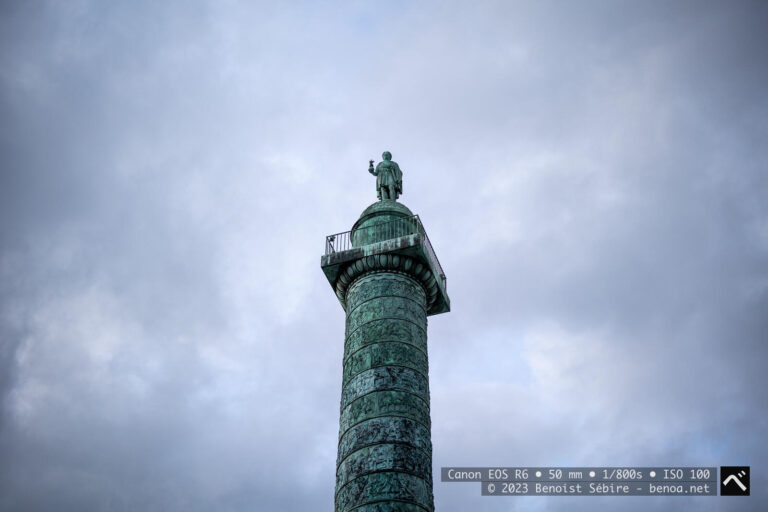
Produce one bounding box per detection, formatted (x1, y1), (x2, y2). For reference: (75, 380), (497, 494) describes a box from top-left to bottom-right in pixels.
(368, 151), (403, 201)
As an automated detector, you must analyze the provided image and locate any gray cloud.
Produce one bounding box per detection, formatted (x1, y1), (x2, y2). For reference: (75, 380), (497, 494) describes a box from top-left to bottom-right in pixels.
(1, 1), (767, 511)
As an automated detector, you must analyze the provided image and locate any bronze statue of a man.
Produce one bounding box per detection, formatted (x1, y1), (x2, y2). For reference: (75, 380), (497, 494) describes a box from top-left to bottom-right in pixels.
(368, 151), (403, 201)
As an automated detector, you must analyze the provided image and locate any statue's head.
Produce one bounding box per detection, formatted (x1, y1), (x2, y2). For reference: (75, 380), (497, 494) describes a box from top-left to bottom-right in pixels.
(382, 151), (392, 161)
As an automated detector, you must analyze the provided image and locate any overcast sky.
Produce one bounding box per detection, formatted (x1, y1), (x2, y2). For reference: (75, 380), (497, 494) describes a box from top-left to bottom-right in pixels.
(1, 1), (767, 511)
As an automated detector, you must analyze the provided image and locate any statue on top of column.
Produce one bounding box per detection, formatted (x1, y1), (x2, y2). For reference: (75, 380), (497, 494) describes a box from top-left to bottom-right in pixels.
(368, 151), (403, 201)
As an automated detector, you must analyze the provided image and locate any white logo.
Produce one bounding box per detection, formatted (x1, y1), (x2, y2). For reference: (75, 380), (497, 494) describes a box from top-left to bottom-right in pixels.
(722, 471), (747, 491)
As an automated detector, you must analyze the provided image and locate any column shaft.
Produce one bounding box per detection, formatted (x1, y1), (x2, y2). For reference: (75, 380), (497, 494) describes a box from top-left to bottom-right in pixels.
(335, 270), (433, 512)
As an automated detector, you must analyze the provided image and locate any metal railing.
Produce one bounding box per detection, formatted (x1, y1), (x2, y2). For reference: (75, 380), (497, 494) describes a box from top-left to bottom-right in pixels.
(325, 215), (446, 289)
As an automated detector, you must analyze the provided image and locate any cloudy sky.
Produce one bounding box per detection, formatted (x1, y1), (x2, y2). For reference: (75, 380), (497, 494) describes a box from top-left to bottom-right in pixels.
(1, 1), (767, 510)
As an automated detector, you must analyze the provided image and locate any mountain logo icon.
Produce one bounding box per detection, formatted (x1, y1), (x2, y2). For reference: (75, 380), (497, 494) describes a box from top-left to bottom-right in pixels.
(720, 466), (749, 496)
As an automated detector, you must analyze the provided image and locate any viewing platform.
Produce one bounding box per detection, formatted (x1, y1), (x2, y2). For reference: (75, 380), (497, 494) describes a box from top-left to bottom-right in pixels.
(320, 213), (450, 316)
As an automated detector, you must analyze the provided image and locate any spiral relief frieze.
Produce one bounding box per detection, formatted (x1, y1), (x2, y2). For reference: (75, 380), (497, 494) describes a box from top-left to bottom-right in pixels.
(344, 318), (426, 358)
(341, 366), (429, 410)
(342, 341), (428, 388)
(337, 416), (432, 464)
(335, 471), (433, 512)
(335, 255), (434, 512)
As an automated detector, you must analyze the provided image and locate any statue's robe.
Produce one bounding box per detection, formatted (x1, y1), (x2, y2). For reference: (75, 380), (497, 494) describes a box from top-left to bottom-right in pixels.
(375, 161), (403, 196)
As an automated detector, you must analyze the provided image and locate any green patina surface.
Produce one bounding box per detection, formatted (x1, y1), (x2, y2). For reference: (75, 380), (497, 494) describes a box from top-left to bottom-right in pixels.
(341, 368), (430, 418)
(336, 472), (433, 512)
(345, 272), (424, 311)
(368, 151), (404, 201)
(344, 319), (426, 360)
(345, 294), (426, 335)
(336, 443), (432, 493)
(338, 416), (432, 464)
(323, 183), (448, 512)
(339, 389), (431, 437)
(342, 342), (429, 388)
